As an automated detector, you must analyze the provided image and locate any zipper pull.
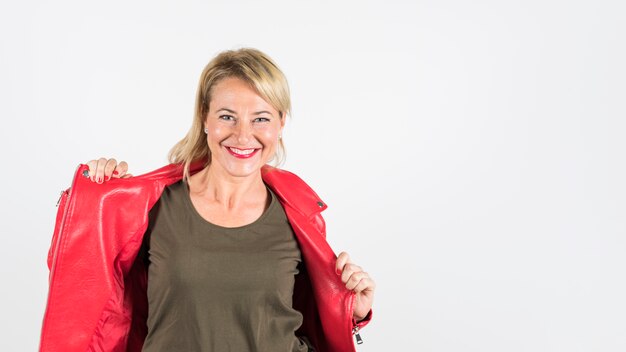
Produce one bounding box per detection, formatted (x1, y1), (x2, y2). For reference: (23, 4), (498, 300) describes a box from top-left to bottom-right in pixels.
(353, 326), (363, 345)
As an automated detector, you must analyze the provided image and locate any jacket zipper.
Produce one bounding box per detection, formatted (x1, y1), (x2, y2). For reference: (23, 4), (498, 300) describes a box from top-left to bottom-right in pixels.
(49, 190), (71, 275)
(49, 189), (70, 270)
(348, 291), (365, 346)
(49, 166), (81, 275)
(55, 190), (66, 207)
(40, 165), (80, 348)
(353, 325), (363, 345)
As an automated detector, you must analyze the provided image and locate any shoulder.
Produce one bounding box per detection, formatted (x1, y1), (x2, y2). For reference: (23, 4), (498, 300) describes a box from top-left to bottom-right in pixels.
(158, 179), (187, 203)
(148, 179), (184, 209)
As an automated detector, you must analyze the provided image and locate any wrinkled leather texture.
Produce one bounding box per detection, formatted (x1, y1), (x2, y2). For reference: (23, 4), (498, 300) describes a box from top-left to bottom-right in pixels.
(40, 163), (371, 352)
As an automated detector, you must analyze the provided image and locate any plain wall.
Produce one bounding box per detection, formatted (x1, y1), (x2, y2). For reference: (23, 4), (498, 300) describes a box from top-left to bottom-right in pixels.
(1, 0), (624, 350)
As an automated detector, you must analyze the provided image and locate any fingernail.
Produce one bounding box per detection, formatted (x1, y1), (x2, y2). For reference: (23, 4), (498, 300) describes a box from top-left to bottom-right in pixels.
(113, 171), (119, 175)
(336, 268), (342, 275)
(97, 177), (102, 184)
(105, 176), (111, 181)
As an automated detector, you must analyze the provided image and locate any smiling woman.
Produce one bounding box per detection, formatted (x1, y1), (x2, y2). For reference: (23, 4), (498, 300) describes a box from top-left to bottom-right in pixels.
(169, 48), (291, 180)
(40, 48), (375, 352)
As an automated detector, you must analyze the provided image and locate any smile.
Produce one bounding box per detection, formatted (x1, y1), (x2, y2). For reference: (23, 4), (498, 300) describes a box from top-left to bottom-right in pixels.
(226, 146), (260, 159)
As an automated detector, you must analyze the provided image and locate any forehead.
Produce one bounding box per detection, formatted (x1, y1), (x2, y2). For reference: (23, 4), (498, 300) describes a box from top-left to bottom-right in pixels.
(209, 77), (275, 112)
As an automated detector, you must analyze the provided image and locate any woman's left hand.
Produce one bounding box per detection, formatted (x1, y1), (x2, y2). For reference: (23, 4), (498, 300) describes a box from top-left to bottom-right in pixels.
(336, 251), (376, 322)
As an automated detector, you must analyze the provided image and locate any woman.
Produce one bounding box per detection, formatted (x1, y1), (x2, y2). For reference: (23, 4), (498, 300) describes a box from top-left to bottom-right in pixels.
(40, 48), (375, 352)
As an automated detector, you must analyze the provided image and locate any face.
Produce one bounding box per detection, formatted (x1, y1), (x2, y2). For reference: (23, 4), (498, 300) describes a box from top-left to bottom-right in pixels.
(204, 77), (284, 179)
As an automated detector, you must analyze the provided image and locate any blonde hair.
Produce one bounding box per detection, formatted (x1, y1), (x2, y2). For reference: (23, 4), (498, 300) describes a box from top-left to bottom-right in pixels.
(168, 48), (291, 179)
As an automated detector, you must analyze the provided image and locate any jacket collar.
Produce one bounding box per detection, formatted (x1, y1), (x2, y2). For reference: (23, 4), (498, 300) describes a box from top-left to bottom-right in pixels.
(261, 165), (328, 218)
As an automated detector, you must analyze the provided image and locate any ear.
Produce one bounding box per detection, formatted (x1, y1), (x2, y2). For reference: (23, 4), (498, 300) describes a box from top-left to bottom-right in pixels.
(203, 113), (209, 130)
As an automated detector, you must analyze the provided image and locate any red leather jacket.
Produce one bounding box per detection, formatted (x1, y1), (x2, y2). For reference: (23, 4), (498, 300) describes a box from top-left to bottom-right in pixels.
(40, 163), (372, 352)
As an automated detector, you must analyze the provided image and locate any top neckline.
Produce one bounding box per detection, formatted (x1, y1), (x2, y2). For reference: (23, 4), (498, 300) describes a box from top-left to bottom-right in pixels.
(180, 179), (277, 231)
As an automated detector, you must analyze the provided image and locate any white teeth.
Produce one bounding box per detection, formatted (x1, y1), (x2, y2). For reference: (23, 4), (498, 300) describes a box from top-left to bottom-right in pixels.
(229, 147), (255, 155)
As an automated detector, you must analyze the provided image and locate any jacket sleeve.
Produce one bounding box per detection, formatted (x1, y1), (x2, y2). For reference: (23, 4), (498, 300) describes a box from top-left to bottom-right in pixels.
(313, 208), (374, 331)
(353, 308), (373, 330)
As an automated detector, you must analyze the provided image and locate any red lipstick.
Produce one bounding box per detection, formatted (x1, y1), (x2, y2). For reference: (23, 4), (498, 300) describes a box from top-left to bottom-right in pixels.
(225, 146), (260, 159)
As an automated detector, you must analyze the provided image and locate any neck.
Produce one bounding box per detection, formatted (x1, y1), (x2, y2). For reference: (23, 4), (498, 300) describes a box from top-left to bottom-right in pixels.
(188, 165), (266, 210)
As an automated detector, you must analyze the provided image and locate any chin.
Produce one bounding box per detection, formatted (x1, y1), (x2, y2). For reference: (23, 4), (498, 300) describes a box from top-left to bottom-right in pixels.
(211, 149), (272, 178)
(222, 162), (264, 178)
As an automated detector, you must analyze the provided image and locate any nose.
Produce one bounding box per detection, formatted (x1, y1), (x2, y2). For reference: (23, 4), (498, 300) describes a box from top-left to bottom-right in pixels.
(235, 120), (252, 145)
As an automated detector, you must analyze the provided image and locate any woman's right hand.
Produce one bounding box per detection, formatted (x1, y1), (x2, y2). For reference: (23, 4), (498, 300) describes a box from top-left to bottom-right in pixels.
(86, 158), (132, 184)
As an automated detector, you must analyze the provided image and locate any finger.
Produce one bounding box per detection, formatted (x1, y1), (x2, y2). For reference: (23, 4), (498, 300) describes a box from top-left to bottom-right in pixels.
(340, 263), (362, 284)
(113, 161), (129, 178)
(352, 277), (376, 294)
(95, 157), (109, 184)
(335, 251), (351, 275)
(345, 271), (369, 291)
(103, 158), (118, 181)
(86, 160), (98, 182)
(120, 173), (133, 179)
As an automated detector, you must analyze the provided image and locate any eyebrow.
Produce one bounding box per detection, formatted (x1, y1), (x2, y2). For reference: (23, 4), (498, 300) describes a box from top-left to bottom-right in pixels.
(216, 108), (273, 116)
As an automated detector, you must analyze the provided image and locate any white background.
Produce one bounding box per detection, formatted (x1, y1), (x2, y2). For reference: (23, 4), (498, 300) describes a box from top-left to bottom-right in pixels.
(1, 0), (625, 351)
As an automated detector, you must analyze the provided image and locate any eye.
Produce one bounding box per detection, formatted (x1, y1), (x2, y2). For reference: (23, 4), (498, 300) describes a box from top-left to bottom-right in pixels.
(253, 117), (270, 123)
(219, 115), (235, 121)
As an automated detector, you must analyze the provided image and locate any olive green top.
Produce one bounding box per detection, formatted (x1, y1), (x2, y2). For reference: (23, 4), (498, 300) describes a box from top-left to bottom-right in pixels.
(141, 180), (312, 351)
